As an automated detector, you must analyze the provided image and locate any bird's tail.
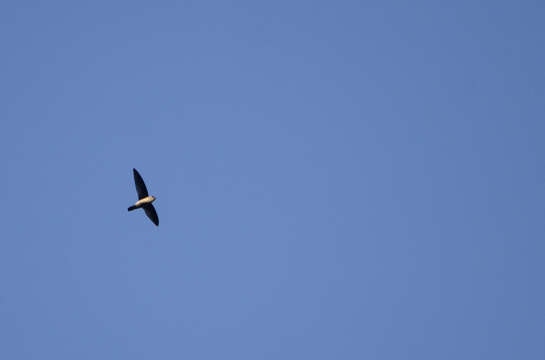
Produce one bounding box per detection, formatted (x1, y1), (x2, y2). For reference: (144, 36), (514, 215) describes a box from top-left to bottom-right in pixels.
(128, 205), (138, 211)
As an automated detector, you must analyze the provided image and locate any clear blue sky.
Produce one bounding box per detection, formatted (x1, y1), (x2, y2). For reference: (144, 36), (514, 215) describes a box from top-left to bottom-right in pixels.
(1, 1), (544, 359)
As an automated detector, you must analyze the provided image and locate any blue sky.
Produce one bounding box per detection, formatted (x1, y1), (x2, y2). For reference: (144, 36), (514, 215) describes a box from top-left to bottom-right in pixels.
(1, 1), (544, 359)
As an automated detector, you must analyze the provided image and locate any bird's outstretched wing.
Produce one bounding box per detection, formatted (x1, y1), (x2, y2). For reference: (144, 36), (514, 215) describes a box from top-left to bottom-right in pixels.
(143, 204), (159, 226)
(133, 168), (149, 199)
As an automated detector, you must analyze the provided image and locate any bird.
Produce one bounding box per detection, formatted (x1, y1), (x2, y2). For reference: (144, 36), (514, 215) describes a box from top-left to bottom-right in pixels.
(128, 168), (159, 226)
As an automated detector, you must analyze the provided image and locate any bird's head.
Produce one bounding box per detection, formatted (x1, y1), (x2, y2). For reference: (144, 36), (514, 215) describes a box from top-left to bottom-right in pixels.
(150, 196), (156, 202)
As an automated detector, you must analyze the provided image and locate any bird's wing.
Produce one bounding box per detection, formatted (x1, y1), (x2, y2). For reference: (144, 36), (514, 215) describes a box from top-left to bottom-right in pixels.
(133, 168), (149, 199)
(143, 204), (159, 226)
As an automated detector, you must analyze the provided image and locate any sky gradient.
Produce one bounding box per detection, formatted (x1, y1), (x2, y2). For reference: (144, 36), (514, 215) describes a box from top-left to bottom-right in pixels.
(1, 1), (544, 359)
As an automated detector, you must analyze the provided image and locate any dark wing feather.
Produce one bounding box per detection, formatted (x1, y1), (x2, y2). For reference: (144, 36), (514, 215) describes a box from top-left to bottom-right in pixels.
(143, 204), (159, 226)
(133, 168), (149, 199)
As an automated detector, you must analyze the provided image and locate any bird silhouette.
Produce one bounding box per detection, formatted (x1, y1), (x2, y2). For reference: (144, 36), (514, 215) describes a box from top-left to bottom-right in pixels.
(128, 168), (159, 226)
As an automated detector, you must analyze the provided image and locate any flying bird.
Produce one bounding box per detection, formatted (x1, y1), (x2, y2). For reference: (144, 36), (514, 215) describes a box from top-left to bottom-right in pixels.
(128, 168), (159, 226)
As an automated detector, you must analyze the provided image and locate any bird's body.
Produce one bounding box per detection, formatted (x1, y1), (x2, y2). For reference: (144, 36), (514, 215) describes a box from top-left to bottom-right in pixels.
(128, 195), (156, 210)
(128, 169), (159, 226)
